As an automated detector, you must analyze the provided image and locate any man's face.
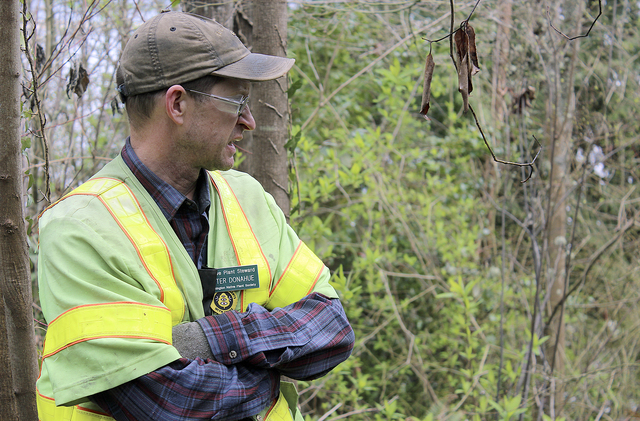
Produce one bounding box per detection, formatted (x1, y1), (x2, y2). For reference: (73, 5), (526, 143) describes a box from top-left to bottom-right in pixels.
(182, 78), (255, 172)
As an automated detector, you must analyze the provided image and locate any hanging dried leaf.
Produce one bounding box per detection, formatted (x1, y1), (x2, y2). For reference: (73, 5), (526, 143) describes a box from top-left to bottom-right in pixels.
(454, 29), (470, 112)
(35, 44), (46, 76)
(454, 27), (468, 67)
(465, 24), (480, 75)
(512, 86), (536, 114)
(467, 51), (473, 96)
(66, 62), (90, 99)
(420, 52), (435, 119)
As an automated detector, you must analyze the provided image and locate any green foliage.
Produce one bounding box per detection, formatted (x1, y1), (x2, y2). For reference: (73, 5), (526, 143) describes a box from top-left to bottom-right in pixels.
(287, 5), (519, 419)
(287, 1), (640, 420)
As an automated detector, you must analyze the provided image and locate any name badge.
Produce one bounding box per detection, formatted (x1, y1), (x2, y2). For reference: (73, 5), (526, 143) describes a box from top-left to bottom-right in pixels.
(215, 265), (260, 292)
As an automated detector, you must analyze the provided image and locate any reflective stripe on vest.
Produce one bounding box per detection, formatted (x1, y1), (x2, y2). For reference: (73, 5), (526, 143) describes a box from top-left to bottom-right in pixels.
(37, 391), (112, 421)
(42, 302), (172, 359)
(51, 177), (185, 325)
(269, 241), (323, 309)
(208, 171), (324, 311)
(209, 171), (272, 311)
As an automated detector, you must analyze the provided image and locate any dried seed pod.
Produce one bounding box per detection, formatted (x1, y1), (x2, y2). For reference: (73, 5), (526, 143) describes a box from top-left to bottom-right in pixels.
(454, 29), (470, 112)
(420, 52), (435, 118)
(466, 23), (480, 75)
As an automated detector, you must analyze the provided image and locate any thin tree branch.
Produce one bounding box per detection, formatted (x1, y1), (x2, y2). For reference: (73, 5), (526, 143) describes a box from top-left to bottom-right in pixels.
(464, 0), (482, 22)
(546, 216), (636, 327)
(469, 105), (542, 183)
(548, 0), (602, 40)
(317, 403), (342, 421)
(22, 2), (51, 204)
(422, 0), (481, 45)
(449, 0), (456, 71)
(496, 177), (508, 401)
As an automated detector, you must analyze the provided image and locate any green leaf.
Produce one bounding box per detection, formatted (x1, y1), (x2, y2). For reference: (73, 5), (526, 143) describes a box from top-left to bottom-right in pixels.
(25, 216), (34, 236)
(287, 79), (303, 98)
(285, 131), (301, 152)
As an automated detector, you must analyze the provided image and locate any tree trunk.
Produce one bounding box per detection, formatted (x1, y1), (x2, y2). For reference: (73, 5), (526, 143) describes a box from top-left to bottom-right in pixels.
(182, 0), (235, 28)
(0, 0), (40, 420)
(182, 1), (291, 217)
(543, 0), (584, 415)
(491, 0), (512, 129)
(244, 0), (291, 217)
(482, 0), (513, 265)
(544, 92), (572, 416)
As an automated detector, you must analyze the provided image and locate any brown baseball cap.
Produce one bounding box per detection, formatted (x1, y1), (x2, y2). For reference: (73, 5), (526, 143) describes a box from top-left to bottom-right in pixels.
(117, 11), (295, 97)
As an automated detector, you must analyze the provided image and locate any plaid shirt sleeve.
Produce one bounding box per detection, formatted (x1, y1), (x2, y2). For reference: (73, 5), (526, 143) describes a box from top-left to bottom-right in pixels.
(90, 358), (279, 421)
(90, 293), (353, 420)
(197, 293), (355, 380)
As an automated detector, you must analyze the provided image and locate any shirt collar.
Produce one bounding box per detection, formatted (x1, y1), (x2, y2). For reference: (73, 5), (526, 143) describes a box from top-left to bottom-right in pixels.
(121, 138), (211, 220)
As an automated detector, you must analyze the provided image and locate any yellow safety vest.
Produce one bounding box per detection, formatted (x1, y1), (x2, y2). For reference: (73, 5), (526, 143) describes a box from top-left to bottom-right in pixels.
(38, 172), (324, 421)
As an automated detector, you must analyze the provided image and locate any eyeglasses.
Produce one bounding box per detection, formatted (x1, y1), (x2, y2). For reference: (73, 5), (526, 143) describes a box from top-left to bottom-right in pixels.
(185, 89), (250, 117)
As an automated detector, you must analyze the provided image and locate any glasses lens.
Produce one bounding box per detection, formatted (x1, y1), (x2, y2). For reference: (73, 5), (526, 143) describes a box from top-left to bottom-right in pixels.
(213, 100), (240, 115)
(187, 90), (248, 116)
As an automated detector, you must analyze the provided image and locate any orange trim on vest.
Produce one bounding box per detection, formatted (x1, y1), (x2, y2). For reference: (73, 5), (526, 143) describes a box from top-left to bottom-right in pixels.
(37, 389), (113, 421)
(268, 241), (324, 310)
(42, 302), (172, 359)
(209, 171), (272, 311)
(52, 177), (185, 325)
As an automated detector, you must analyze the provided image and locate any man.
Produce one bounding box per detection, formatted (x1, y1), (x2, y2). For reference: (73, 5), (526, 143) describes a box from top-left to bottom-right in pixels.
(36, 11), (354, 421)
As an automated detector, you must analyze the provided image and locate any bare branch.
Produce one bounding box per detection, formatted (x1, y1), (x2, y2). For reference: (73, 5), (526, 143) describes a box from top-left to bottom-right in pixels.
(548, 0), (602, 40)
(22, 3), (51, 204)
(421, 0), (482, 45)
(468, 105), (542, 183)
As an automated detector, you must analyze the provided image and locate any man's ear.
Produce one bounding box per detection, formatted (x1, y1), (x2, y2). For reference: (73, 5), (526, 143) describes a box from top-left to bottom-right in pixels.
(165, 85), (188, 125)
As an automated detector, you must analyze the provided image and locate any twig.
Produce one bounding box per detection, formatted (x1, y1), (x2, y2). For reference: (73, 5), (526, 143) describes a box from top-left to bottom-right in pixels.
(317, 403), (342, 421)
(519, 222), (544, 419)
(38, 0), (101, 85)
(496, 179), (508, 401)
(326, 407), (379, 420)
(423, 25), (462, 44)
(548, 0), (602, 40)
(464, 0), (483, 22)
(546, 216), (636, 326)
(449, 0), (456, 71)
(24, 156), (112, 171)
(22, 2), (51, 204)
(379, 269), (416, 348)
(469, 105), (542, 183)
(259, 99), (284, 118)
(422, 0), (481, 45)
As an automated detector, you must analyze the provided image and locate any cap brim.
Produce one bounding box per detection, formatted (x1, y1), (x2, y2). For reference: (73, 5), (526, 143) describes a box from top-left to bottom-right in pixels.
(211, 53), (295, 81)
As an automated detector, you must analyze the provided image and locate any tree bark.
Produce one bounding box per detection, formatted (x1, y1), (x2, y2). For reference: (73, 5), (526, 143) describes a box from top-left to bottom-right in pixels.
(482, 0), (513, 265)
(182, 0), (235, 28)
(244, 0), (291, 217)
(491, 0), (512, 129)
(0, 297), (19, 421)
(0, 0), (40, 420)
(543, 0), (584, 415)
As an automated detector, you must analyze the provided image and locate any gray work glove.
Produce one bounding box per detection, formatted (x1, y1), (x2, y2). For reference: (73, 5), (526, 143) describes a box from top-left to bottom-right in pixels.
(172, 321), (215, 360)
